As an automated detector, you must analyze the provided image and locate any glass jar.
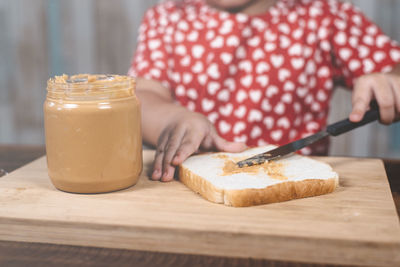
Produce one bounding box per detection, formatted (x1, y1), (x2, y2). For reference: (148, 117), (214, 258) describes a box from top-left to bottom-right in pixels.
(44, 74), (142, 193)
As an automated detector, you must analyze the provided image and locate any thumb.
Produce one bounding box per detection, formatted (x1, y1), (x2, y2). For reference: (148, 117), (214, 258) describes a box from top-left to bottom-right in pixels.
(213, 134), (247, 153)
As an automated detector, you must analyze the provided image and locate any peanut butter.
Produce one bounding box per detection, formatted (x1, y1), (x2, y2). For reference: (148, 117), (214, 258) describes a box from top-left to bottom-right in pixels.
(44, 74), (142, 193)
(217, 155), (287, 181)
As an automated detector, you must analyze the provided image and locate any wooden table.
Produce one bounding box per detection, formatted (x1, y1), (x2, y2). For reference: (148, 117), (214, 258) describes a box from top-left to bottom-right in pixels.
(0, 145), (399, 267)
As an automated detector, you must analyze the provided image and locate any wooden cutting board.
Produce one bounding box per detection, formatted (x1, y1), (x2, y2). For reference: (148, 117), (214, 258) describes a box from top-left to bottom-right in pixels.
(0, 151), (399, 266)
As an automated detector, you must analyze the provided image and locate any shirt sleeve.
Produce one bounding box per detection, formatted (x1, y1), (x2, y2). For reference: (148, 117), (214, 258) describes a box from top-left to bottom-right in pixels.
(328, 1), (400, 88)
(128, 6), (172, 89)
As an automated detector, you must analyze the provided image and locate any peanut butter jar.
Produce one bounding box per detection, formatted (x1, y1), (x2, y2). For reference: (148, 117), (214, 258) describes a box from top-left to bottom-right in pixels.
(44, 74), (142, 193)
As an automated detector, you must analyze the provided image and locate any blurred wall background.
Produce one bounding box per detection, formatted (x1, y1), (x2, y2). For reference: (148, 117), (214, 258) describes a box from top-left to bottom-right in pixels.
(0, 0), (399, 158)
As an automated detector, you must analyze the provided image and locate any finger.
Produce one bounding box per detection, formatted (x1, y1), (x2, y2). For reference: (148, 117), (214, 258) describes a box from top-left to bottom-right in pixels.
(350, 77), (373, 122)
(199, 135), (214, 151)
(152, 149), (164, 180)
(161, 126), (187, 180)
(171, 131), (204, 165)
(160, 165), (176, 182)
(151, 131), (169, 180)
(387, 74), (400, 114)
(212, 132), (247, 153)
(371, 77), (395, 124)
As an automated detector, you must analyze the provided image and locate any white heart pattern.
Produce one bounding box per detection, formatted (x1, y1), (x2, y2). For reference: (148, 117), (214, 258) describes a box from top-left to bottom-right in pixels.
(277, 117), (290, 129)
(211, 36), (224, 48)
(291, 58), (304, 69)
(317, 66), (330, 77)
(256, 75), (269, 87)
(241, 75), (253, 87)
(373, 51), (385, 62)
(238, 60), (253, 73)
(358, 46), (370, 58)
(207, 81), (220, 95)
(334, 32), (347, 46)
(271, 54), (284, 68)
(233, 122), (246, 134)
(207, 63), (220, 79)
(197, 74), (208, 85)
(278, 69), (291, 82)
(252, 48), (265, 60)
(339, 48), (352, 61)
(192, 61), (203, 73)
(266, 85), (278, 97)
(182, 73), (193, 84)
(148, 39), (161, 50)
(192, 45), (205, 58)
(220, 20), (233, 35)
(281, 93), (292, 103)
(224, 78), (236, 91)
(250, 126), (262, 139)
(219, 120), (231, 134)
(264, 43), (277, 52)
(249, 90), (262, 103)
(175, 45), (187, 56)
(187, 31), (199, 42)
(283, 81), (295, 91)
(234, 135), (248, 143)
(280, 35), (291, 49)
(187, 89), (198, 99)
(220, 52), (233, 64)
(274, 102), (285, 115)
(236, 90), (248, 103)
(219, 103), (233, 116)
(207, 112), (219, 123)
(175, 85), (185, 96)
(288, 43), (302, 56)
(256, 62), (270, 74)
(363, 59), (375, 73)
(271, 130), (283, 142)
(263, 116), (274, 129)
(349, 59), (361, 71)
(390, 49), (400, 62)
(180, 56), (191, 66)
(248, 109), (263, 122)
(261, 99), (272, 112)
(217, 89), (230, 102)
(234, 105), (247, 118)
(226, 35), (240, 46)
(248, 36), (261, 47)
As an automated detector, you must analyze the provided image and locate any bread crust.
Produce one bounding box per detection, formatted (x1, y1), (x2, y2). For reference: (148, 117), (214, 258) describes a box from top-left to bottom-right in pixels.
(179, 165), (224, 204)
(179, 164), (338, 207)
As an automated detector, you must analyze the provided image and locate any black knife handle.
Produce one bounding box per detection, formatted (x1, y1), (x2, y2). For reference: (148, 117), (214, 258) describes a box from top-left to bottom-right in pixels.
(326, 103), (380, 136)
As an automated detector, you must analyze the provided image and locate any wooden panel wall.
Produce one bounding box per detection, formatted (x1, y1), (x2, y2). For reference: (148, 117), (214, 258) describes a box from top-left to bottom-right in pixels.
(0, 0), (49, 144)
(1, 0), (399, 158)
(0, 0), (159, 145)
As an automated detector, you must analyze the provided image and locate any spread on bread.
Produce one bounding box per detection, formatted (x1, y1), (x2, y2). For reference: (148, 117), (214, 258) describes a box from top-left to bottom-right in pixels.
(180, 146), (339, 207)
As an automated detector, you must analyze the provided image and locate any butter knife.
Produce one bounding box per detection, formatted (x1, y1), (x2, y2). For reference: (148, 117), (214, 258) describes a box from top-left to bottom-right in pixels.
(237, 104), (380, 168)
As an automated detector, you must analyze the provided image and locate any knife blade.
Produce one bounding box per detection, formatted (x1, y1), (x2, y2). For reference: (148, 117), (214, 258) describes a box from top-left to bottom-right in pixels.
(237, 104), (380, 168)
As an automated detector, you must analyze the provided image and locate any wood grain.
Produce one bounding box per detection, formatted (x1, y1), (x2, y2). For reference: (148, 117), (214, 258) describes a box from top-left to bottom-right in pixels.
(0, 151), (399, 266)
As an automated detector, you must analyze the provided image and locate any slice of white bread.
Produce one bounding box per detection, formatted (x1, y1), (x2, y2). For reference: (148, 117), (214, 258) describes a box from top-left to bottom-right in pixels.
(179, 146), (339, 207)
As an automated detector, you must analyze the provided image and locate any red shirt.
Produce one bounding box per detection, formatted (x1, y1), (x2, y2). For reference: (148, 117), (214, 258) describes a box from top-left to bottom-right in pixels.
(129, 0), (400, 155)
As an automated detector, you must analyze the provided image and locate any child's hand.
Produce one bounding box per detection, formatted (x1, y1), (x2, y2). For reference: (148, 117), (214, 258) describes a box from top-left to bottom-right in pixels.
(151, 112), (247, 182)
(350, 67), (400, 124)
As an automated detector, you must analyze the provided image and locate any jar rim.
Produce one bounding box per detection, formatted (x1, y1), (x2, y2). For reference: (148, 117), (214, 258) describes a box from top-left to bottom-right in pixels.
(47, 74), (134, 90)
(46, 74), (135, 100)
